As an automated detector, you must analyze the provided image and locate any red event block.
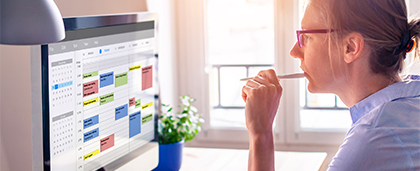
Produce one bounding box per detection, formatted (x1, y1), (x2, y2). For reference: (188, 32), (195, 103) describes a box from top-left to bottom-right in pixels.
(142, 66), (153, 90)
(129, 97), (135, 107)
(83, 80), (99, 97)
(100, 134), (115, 152)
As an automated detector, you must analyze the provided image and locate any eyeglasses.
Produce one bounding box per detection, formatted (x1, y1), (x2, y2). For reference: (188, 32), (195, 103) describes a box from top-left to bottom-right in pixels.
(296, 29), (335, 48)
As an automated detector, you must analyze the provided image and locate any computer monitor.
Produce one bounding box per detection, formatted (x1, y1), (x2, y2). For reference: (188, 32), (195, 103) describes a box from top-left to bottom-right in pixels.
(30, 12), (159, 171)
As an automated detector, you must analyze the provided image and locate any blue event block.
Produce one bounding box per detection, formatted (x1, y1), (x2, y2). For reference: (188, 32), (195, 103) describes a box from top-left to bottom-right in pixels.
(129, 111), (141, 138)
(84, 115), (99, 129)
(100, 72), (114, 88)
(84, 128), (99, 142)
(115, 104), (128, 120)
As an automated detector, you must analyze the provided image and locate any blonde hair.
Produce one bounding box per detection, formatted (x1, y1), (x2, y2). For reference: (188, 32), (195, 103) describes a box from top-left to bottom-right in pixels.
(323, 0), (420, 79)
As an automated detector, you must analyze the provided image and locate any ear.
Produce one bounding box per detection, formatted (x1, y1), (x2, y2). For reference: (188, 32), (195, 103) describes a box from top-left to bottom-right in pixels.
(342, 32), (364, 63)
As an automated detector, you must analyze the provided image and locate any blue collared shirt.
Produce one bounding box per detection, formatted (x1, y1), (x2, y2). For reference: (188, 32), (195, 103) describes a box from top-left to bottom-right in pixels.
(328, 76), (420, 171)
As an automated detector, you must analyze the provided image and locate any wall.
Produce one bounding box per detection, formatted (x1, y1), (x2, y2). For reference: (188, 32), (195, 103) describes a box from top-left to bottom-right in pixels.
(55, 0), (146, 17)
(0, 43), (7, 171)
(0, 1), (149, 170)
(147, 0), (178, 107)
(0, 45), (32, 171)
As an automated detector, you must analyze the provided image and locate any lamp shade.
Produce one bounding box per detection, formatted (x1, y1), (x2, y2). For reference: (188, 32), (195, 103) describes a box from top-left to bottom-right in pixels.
(0, 0), (65, 45)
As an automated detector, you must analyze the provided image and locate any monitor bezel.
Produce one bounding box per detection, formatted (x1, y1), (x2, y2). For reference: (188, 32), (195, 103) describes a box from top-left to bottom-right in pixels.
(40, 12), (159, 171)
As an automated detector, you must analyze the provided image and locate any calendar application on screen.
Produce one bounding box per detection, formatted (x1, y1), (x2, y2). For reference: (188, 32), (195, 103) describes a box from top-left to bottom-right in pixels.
(48, 27), (156, 171)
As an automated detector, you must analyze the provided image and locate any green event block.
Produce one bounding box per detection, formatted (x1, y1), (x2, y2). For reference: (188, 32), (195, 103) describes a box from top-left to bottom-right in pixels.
(135, 99), (141, 108)
(100, 93), (114, 105)
(83, 71), (98, 79)
(142, 113), (153, 124)
(115, 72), (128, 87)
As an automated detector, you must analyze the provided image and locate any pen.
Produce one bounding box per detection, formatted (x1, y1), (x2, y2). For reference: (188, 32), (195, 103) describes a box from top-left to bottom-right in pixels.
(240, 73), (305, 81)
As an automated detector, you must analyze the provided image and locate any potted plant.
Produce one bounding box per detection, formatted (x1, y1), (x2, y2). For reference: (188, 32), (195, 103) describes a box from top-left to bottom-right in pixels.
(153, 95), (204, 171)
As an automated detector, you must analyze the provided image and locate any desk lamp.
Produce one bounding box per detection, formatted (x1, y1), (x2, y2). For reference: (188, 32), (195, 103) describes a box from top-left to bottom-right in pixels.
(0, 0), (65, 45)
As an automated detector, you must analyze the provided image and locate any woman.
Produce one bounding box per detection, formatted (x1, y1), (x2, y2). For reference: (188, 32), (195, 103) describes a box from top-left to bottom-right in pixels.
(242, 0), (420, 170)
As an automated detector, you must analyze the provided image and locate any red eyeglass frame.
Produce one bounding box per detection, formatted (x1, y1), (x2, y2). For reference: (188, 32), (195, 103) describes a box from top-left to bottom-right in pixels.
(296, 29), (335, 48)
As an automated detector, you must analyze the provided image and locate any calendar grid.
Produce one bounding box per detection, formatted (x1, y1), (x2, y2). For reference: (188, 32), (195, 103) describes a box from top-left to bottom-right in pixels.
(47, 20), (157, 171)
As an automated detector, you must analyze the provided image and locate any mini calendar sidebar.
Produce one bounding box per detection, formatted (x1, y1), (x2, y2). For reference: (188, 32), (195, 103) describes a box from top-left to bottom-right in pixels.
(30, 12), (160, 171)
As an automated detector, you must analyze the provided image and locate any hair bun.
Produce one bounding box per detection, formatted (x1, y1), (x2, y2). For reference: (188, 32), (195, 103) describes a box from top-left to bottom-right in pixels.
(394, 29), (411, 55)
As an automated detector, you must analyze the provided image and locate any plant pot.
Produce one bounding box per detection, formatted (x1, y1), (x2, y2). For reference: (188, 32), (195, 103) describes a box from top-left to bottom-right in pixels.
(153, 140), (184, 171)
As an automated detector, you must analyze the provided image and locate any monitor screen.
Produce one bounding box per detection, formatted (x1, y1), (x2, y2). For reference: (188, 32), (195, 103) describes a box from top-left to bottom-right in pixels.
(40, 13), (158, 171)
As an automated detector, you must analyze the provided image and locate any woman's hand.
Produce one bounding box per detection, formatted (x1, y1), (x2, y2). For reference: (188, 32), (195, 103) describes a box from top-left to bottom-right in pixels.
(242, 69), (283, 135)
(242, 69), (282, 171)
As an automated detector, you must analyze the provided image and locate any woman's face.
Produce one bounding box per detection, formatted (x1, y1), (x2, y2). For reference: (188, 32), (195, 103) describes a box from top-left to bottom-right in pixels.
(290, 0), (345, 93)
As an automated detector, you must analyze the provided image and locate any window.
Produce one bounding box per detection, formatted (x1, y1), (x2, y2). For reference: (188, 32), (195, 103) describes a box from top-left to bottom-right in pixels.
(207, 0), (275, 128)
(300, 80), (351, 131)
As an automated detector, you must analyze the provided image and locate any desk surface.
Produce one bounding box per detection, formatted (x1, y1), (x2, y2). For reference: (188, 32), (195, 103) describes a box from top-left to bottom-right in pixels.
(181, 147), (327, 171)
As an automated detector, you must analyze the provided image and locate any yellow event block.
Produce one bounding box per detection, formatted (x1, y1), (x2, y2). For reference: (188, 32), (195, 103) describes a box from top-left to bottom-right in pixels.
(84, 97), (98, 106)
(84, 149), (99, 160)
(142, 102), (153, 109)
(129, 65), (141, 71)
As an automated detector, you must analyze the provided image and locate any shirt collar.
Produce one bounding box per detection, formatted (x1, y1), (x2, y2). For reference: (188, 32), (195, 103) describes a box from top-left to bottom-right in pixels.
(349, 75), (420, 124)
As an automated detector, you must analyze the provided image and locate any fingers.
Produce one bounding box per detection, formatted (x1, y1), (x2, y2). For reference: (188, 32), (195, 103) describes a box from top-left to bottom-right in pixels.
(242, 85), (249, 102)
(256, 69), (282, 94)
(242, 69), (282, 102)
(242, 76), (268, 101)
(246, 76), (269, 87)
(257, 69), (280, 87)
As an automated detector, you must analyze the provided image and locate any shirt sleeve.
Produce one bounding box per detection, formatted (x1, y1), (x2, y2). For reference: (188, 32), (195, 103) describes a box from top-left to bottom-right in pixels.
(327, 124), (415, 171)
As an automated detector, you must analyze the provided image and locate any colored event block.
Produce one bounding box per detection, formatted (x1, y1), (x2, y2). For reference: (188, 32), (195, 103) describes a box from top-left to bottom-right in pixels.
(142, 66), (153, 90)
(129, 65), (141, 71)
(115, 72), (128, 87)
(135, 99), (141, 109)
(100, 93), (114, 105)
(142, 113), (153, 124)
(129, 97), (135, 107)
(100, 72), (114, 88)
(129, 111), (141, 138)
(115, 104), (128, 120)
(84, 115), (99, 129)
(84, 97), (98, 107)
(84, 149), (99, 160)
(83, 80), (99, 97)
(100, 134), (115, 152)
(142, 102), (153, 110)
(84, 128), (99, 142)
(83, 71), (98, 79)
